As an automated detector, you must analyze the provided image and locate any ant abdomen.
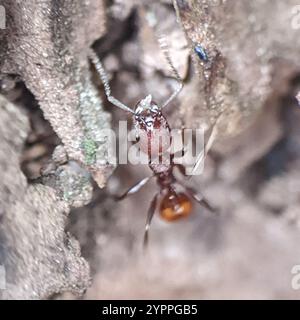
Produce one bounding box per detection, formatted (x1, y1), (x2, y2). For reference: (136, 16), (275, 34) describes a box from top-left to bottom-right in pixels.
(159, 190), (192, 222)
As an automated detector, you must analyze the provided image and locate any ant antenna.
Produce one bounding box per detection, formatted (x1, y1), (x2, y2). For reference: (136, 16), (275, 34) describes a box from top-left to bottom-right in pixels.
(140, 3), (183, 109)
(157, 35), (184, 109)
(88, 49), (134, 114)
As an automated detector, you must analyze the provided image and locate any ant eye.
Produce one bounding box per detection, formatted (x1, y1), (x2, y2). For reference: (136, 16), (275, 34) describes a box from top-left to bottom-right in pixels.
(159, 192), (192, 221)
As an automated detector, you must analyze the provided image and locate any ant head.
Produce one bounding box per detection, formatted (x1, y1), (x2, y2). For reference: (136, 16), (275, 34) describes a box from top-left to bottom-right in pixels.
(134, 95), (161, 128)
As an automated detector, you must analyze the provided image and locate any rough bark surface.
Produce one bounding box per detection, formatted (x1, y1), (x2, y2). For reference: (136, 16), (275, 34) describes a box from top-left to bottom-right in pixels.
(0, 95), (90, 299)
(0, 0), (110, 299)
(0, 0), (113, 187)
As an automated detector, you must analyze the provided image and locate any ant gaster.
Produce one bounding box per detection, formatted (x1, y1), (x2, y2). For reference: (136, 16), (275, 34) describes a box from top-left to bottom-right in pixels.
(89, 38), (214, 247)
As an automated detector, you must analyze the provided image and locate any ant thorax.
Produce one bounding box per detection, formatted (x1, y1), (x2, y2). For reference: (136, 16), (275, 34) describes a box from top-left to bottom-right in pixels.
(133, 95), (172, 168)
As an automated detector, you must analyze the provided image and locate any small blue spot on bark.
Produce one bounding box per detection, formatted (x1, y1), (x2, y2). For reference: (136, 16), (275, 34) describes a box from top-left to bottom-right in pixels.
(194, 44), (208, 62)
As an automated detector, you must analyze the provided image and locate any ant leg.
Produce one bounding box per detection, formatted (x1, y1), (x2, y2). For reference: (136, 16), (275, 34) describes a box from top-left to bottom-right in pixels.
(143, 192), (160, 248)
(176, 180), (215, 213)
(185, 185), (215, 213)
(88, 49), (134, 114)
(158, 35), (184, 109)
(114, 176), (153, 201)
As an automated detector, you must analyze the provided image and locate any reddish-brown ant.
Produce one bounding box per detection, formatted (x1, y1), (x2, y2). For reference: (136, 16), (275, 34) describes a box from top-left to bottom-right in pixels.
(89, 38), (215, 246)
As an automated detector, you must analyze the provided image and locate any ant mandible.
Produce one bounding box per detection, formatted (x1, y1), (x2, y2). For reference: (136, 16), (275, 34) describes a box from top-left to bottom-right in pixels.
(88, 36), (215, 247)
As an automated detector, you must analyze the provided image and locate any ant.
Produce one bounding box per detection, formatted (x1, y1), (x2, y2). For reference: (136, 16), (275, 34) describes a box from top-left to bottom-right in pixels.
(88, 36), (215, 247)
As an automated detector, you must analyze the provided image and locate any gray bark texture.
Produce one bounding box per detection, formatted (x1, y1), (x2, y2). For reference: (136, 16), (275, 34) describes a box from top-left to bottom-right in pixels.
(0, 0), (108, 299)
(0, 95), (90, 299)
(1, 0), (300, 299)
